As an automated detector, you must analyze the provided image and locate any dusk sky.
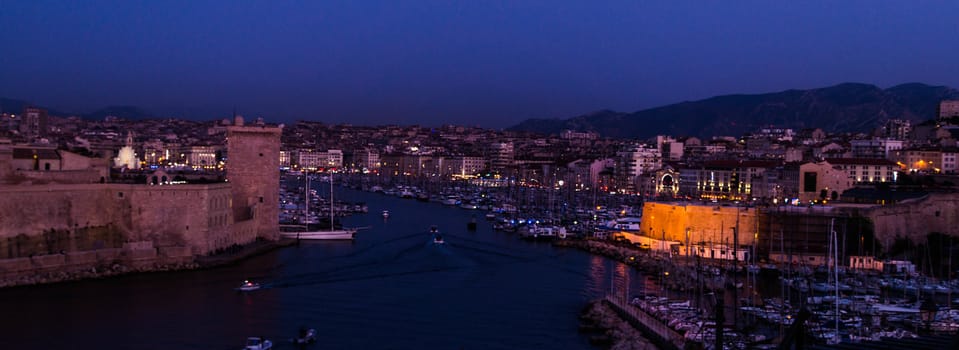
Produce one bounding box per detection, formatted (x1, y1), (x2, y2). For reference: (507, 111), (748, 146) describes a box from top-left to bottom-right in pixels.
(2, 1), (958, 128)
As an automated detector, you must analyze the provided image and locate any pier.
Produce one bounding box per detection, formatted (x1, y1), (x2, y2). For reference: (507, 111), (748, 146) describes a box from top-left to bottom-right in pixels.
(604, 294), (686, 350)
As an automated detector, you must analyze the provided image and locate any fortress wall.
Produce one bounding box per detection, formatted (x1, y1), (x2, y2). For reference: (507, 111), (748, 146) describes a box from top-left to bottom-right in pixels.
(0, 183), (233, 258)
(643, 194), (959, 257)
(231, 219), (259, 247)
(126, 184), (232, 254)
(640, 202), (760, 246)
(0, 258), (31, 276)
(0, 184), (124, 241)
(14, 169), (105, 184)
(0, 123), (282, 287)
(65, 251), (98, 266)
(861, 193), (959, 246)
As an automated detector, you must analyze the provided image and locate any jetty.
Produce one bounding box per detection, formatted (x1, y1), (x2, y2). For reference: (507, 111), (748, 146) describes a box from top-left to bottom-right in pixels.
(604, 294), (686, 350)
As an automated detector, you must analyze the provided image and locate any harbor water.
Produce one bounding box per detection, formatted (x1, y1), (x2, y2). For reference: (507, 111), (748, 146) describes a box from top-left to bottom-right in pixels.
(0, 188), (647, 350)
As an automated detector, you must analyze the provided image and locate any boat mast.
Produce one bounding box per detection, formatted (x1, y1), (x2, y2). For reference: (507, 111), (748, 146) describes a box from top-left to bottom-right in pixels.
(831, 218), (838, 341)
(330, 169), (334, 232)
(304, 174), (310, 225)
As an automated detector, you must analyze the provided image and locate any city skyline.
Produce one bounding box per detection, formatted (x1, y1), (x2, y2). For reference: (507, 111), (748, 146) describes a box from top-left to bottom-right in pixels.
(2, 1), (959, 128)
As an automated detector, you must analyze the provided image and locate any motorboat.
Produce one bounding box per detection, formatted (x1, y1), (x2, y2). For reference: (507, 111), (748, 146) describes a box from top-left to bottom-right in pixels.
(521, 225), (566, 241)
(291, 327), (317, 345)
(429, 225), (444, 244)
(235, 280), (261, 292)
(382, 210), (390, 218)
(599, 217), (642, 231)
(243, 337), (273, 350)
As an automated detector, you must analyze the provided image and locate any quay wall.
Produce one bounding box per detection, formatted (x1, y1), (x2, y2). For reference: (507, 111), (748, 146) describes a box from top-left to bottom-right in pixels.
(640, 202), (759, 246)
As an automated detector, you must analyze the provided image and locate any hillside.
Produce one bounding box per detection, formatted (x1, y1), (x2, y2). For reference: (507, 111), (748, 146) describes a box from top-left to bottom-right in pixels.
(508, 82), (959, 139)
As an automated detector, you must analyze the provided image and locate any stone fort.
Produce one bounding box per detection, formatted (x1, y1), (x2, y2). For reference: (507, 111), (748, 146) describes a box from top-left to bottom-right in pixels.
(0, 117), (280, 284)
(639, 193), (959, 263)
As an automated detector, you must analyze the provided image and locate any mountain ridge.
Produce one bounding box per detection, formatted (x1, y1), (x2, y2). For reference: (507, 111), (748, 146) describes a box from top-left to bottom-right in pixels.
(0, 98), (155, 121)
(508, 82), (959, 139)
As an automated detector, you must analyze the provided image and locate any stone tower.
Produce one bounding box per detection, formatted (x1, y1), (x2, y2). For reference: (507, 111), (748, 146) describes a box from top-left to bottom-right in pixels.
(226, 116), (282, 240)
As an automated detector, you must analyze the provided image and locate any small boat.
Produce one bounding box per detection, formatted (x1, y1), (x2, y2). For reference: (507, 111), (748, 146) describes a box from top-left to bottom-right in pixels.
(291, 327), (317, 345)
(382, 210), (390, 218)
(243, 337), (273, 350)
(235, 280), (261, 292)
(429, 225), (444, 244)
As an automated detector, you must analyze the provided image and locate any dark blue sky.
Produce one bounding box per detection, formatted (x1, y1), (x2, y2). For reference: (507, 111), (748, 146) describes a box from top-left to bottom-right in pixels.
(2, 1), (958, 128)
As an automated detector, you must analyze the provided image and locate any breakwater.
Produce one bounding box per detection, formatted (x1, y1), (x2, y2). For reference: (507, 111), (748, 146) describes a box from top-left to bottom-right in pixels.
(604, 294), (686, 350)
(579, 299), (658, 350)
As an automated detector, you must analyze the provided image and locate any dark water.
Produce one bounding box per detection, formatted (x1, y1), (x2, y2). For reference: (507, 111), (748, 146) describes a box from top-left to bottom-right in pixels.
(0, 189), (640, 350)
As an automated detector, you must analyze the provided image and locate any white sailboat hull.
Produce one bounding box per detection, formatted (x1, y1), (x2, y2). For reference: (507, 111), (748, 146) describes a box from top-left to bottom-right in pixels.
(280, 226), (356, 240)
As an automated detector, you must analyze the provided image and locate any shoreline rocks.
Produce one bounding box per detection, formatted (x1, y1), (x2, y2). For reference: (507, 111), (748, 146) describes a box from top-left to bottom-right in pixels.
(0, 239), (294, 289)
(0, 261), (202, 288)
(580, 299), (658, 350)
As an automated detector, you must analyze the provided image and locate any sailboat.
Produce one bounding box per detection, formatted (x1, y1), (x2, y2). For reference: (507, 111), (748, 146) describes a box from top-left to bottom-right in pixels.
(280, 171), (356, 240)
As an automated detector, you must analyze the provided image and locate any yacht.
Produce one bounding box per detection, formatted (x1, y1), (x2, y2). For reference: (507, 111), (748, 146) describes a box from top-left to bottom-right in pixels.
(521, 225), (566, 241)
(279, 171), (356, 240)
(600, 217), (642, 231)
(280, 224), (356, 240)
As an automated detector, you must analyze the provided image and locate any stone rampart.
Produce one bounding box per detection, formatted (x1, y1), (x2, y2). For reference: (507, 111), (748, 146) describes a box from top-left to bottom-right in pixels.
(65, 251), (98, 266)
(14, 169), (105, 184)
(0, 183), (237, 258)
(96, 248), (123, 262)
(0, 258), (32, 276)
(860, 192), (959, 246)
(30, 254), (66, 272)
(640, 202), (759, 246)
